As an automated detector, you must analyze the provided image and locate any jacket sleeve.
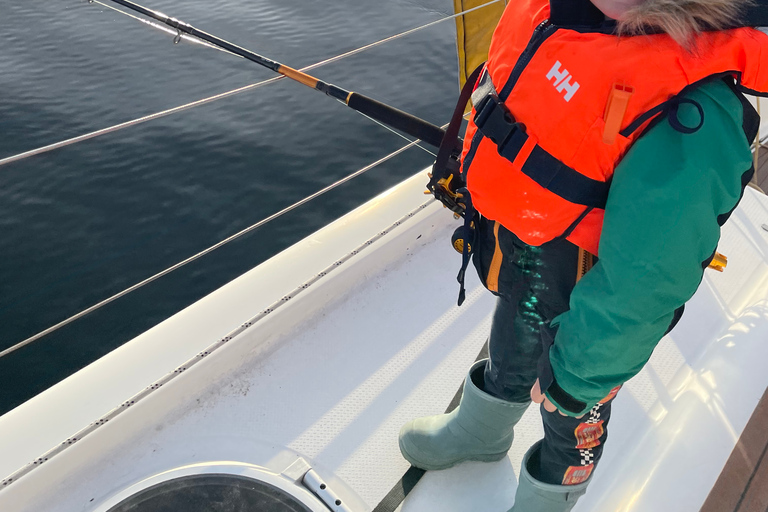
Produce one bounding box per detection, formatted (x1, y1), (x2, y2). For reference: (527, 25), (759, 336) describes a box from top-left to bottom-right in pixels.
(542, 80), (756, 416)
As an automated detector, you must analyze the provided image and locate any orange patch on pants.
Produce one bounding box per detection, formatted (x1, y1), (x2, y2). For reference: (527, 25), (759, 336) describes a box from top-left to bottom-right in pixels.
(574, 421), (604, 450)
(563, 464), (594, 485)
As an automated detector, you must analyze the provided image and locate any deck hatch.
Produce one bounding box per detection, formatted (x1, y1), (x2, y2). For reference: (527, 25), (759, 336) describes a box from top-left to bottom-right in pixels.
(93, 462), (341, 512)
(106, 474), (316, 512)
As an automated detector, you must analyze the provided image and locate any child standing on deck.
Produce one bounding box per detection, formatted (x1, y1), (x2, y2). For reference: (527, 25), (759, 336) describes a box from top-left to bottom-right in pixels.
(399, 1), (768, 510)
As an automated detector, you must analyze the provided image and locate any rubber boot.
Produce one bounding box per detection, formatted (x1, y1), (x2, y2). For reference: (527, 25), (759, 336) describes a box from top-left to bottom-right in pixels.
(398, 359), (530, 470)
(508, 440), (590, 512)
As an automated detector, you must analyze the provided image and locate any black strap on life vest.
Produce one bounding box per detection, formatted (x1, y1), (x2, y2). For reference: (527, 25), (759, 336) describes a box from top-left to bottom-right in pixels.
(619, 73), (755, 139)
(426, 62), (484, 307)
(620, 96), (706, 137)
(456, 195), (477, 306)
(427, 63), (485, 214)
(471, 72), (611, 210)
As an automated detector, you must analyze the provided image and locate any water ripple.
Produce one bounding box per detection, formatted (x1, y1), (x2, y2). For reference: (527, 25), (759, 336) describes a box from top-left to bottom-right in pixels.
(0, 0), (462, 413)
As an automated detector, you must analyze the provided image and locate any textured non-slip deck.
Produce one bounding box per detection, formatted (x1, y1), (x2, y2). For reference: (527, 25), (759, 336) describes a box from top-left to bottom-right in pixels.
(2, 176), (768, 512)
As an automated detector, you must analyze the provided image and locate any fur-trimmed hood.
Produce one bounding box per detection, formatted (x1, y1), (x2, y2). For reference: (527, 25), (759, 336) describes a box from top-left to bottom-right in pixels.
(620, 0), (767, 43)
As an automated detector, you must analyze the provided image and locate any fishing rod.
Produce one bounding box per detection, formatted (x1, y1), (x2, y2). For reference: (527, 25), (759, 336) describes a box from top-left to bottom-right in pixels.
(100, 0), (451, 149)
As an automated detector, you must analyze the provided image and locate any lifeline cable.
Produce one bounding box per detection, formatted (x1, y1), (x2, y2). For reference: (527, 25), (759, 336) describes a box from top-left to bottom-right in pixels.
(0, 0), (502, 168)
(0, 109), (469, 357)
(0, 127), (447, 359)
(355, 110), (438, 157)
(0, 197), (437, 492)
(0, 3), (505, 353)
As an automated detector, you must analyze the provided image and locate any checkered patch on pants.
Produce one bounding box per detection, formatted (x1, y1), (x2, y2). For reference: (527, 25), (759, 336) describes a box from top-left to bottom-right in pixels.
(535, 389), (618, 486)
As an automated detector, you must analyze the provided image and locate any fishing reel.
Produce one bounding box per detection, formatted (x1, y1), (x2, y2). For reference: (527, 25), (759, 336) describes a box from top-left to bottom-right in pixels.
(425, 154), (469, 217)
(451, 221), (475, 254)
(425, 154), (477, 256)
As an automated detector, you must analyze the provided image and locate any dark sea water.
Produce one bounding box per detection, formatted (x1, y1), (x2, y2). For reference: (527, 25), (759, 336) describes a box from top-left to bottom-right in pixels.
(0, 0), (461, 414)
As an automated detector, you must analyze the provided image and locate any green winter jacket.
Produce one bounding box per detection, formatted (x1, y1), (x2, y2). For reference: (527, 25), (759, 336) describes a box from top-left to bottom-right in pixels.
(546, 80), (757, 416)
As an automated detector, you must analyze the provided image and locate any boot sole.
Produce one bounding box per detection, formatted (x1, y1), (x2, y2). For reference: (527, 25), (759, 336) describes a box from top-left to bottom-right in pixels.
(398, 436), (509, 471)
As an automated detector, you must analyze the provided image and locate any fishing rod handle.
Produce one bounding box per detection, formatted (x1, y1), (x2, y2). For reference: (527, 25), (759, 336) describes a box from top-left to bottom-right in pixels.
(346, 93), (447, 149)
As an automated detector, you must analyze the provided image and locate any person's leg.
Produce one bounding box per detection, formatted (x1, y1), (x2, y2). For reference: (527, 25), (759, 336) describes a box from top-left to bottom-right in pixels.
(508, 390), (619, 512)
(398, 358), (530, 470)
(481, 222), (580, 403)
(398, 219), (582, 470)
(537, 392), (616, 485)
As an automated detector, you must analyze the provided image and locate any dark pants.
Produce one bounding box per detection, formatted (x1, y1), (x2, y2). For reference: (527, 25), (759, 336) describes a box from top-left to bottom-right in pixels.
(472, 216), (616, 486)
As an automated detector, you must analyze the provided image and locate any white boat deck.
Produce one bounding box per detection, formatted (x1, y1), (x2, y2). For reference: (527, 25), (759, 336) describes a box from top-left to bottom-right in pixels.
(2, 169), (768, 512)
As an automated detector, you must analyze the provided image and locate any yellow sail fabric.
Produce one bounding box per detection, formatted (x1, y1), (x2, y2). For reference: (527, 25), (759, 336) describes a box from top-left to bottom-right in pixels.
(454, 0), (506, 89)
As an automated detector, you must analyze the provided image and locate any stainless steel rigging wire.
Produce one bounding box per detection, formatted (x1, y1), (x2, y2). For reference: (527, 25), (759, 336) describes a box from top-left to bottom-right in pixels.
(355, 107), (438, 157)
(0, 0), (506, 355)
(0, 126), (447, 359)
(0, 0), (502, 168)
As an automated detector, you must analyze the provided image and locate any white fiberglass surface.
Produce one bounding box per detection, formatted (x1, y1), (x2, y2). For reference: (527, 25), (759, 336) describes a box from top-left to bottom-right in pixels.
(1, 179), (768, 512)
(0, 173), (496, 512)
(404, 188), (768, 512)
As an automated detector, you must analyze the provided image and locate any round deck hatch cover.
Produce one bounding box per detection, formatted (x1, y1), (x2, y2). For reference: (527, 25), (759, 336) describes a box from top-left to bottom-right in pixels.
(107, 474), (314, 512)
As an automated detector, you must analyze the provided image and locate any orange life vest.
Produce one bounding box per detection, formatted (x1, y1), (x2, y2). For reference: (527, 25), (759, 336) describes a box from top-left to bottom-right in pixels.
(461, 0), (768, 256)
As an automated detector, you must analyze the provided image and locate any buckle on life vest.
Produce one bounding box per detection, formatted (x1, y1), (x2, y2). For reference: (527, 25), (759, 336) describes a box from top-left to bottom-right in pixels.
(427, 164), (470, 217)
(426, 63), (487, 219)
(472, 92), (611, 210)
(474, 95), (528, 164)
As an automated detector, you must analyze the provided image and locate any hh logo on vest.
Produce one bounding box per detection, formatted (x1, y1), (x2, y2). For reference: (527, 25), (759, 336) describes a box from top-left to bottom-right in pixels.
(546, 61), (580, 102)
